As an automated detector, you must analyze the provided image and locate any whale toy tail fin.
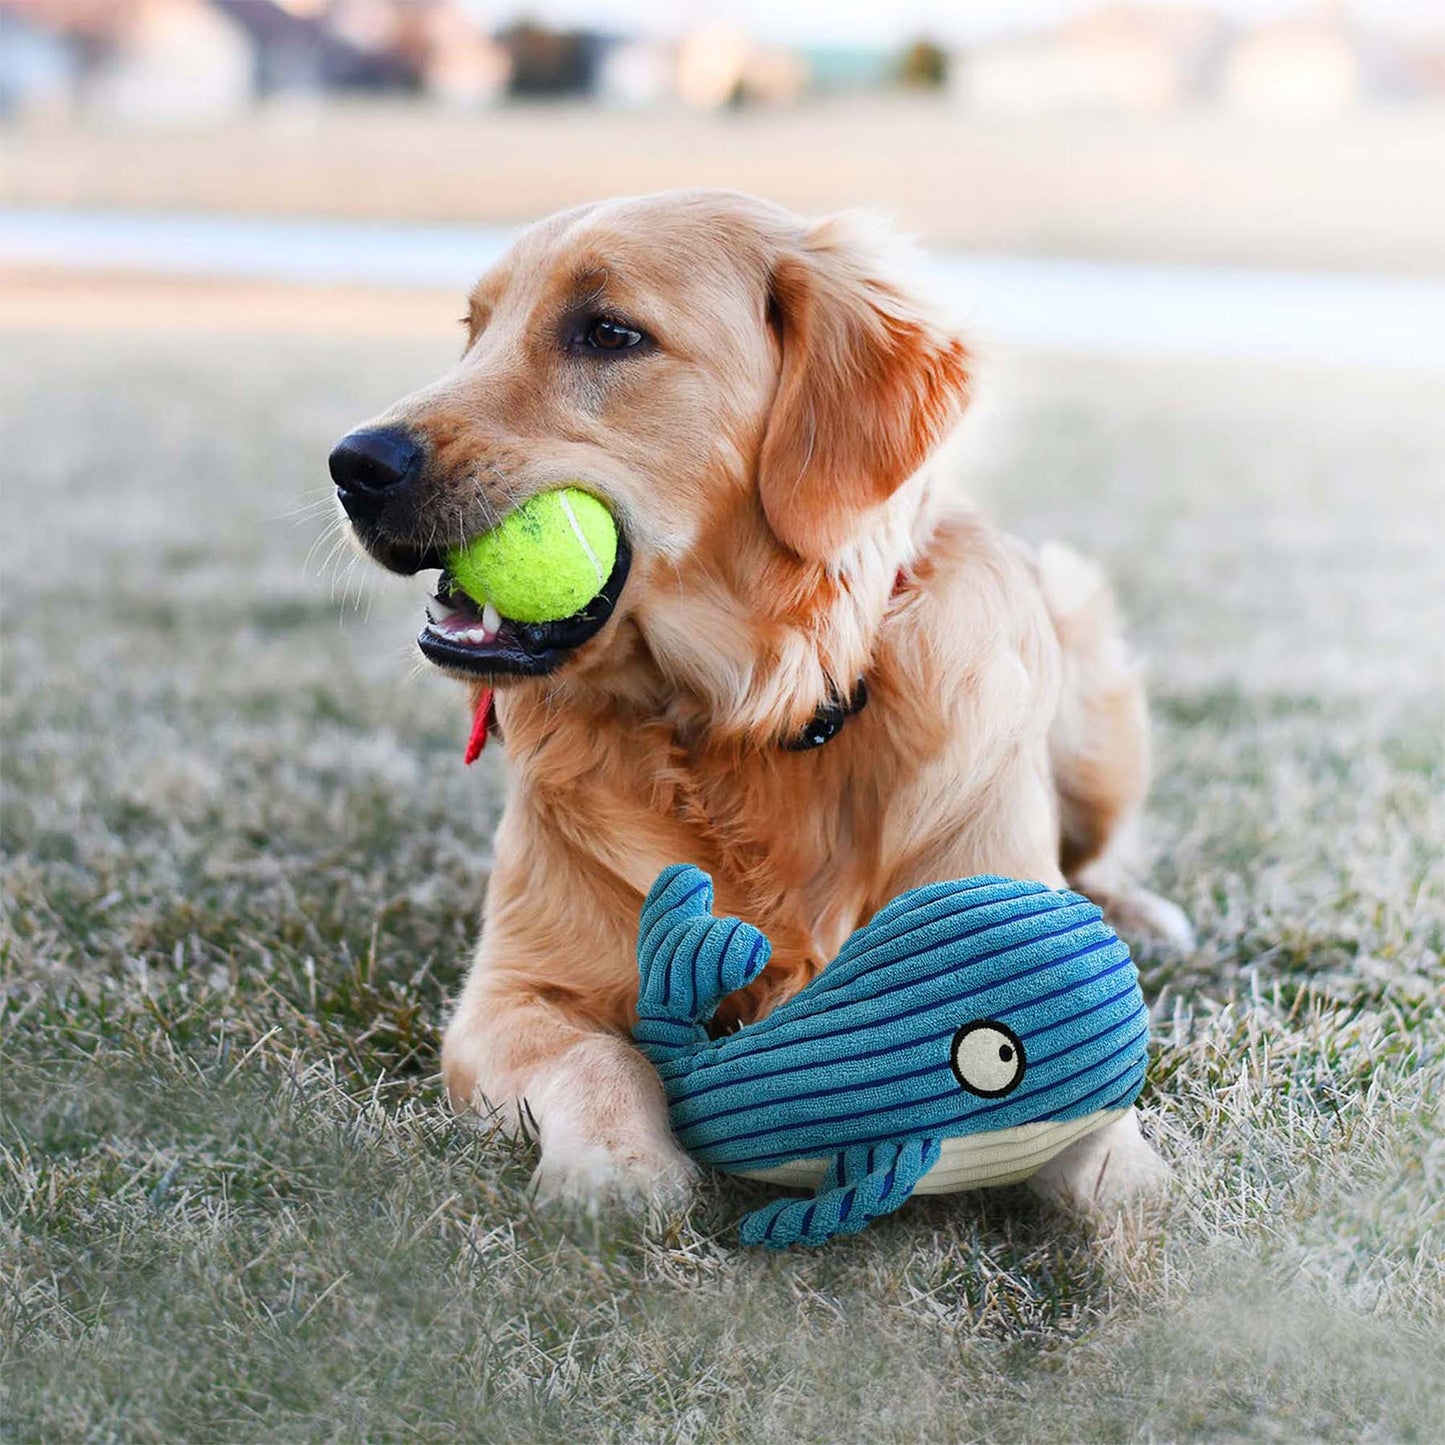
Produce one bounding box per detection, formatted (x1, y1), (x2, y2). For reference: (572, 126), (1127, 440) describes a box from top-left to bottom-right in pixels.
(740, 1137), (944, 1248)
(634, 865), (772, 1066)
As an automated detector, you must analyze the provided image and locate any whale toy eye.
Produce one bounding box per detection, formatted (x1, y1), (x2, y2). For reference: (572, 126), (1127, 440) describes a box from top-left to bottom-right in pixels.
(950, 1021), (1027, 1098)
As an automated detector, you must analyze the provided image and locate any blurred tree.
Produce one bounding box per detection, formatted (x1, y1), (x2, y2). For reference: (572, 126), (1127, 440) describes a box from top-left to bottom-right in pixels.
(899, 37), (948, 90)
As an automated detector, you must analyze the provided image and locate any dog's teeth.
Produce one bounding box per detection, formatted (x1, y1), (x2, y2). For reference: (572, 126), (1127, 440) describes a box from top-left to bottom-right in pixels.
(427, 604), (472, 629)
(423, 601), (500, 648)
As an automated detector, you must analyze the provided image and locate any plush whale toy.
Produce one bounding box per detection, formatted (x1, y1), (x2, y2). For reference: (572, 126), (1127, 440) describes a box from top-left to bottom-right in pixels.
(633, 866), (1150, 1247)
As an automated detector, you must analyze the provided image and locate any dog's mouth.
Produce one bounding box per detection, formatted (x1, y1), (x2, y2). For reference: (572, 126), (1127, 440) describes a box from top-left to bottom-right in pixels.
(417, 534), (631, 679)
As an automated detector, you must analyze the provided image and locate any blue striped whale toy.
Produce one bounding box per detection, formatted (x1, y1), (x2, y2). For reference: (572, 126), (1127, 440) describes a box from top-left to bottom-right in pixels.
(633, 865), (1150, 1247)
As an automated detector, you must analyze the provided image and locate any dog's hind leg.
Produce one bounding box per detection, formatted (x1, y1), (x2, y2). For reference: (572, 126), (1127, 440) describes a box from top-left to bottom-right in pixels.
(1037, 542), (1194, 952)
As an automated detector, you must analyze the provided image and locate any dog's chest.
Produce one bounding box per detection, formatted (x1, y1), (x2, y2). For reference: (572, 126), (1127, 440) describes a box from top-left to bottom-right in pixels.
(678, 755), (901, 1025)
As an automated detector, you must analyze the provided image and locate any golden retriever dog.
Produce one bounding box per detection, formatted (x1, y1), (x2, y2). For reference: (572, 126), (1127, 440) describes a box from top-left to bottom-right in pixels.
(329, 190), (1193, 1215)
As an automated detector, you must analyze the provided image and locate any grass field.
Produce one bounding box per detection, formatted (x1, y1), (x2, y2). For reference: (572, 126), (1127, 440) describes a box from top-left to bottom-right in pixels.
(2, 316), (1443, 1441)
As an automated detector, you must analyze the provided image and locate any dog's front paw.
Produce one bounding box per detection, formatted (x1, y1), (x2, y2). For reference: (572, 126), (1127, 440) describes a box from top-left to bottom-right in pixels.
(472, 1032), (702, 1218)
(1027, 1108), (1172, 1214)
(530, 1131), (700, 1215)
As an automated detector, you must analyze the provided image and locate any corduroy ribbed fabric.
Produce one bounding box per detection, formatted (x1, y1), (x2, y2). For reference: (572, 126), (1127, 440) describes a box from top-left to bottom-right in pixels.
(634, 865), (1150, 1246)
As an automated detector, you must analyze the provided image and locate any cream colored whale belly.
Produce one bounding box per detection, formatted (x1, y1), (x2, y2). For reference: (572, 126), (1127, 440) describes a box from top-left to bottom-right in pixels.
(738, 1108), (1123, 1194)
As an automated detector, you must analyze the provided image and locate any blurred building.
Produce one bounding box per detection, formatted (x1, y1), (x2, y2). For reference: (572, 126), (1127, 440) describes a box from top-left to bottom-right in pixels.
(539, 22), (808, 110)
(595, 37), (672, 108)
(1, 0), (253, 119)
(216, 0), (416, 98)
(0, 0), (507, 117)
(952, 4), (1225, 118)
(2, 0), (1440, 123)
(1223, 15), (1362, 119)
(675, 24), (805, 108)
(379, 0), (508, 105)
(0, 5), (82, 117)
(497, 20), (604, 99)
(802, 43), (895, 94)
(1400, 40), (1445, 103)
(99, 0), (251, 117)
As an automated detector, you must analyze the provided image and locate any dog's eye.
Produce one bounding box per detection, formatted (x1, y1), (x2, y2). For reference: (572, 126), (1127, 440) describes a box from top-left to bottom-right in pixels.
(950, 1021), (1026, 1098)
(582, 318), (646, 353)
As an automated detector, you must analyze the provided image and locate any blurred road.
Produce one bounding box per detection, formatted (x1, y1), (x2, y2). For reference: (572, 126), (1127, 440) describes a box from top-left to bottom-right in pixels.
(4, 206), (1443, 369)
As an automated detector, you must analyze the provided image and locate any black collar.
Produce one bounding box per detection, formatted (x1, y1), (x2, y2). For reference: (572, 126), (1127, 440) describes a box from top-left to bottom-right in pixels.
(782, 678), (869, 752)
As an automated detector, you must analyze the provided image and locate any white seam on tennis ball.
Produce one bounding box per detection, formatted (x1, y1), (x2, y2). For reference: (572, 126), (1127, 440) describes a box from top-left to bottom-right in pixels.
(559, 493), (605, 584)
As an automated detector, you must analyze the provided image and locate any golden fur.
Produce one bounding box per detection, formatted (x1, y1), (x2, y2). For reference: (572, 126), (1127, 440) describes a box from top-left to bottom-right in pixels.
(345, 190), (1191, 1209)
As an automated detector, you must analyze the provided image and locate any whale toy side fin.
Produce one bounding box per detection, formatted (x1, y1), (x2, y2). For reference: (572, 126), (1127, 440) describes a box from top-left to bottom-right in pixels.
(634, 865), (772, 1066)
(738, 1137), (944, 1248)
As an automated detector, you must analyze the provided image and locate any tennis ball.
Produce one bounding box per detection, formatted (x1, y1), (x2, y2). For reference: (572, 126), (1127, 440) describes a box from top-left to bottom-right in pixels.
(447, 487), (618, 625)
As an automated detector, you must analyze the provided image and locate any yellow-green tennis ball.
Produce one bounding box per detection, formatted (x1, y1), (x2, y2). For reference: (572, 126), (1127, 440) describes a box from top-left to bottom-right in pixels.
(447, 487), (618, 625)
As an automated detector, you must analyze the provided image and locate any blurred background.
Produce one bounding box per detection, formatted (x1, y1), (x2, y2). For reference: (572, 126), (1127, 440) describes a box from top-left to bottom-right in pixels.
(3, 0), (1445, 320)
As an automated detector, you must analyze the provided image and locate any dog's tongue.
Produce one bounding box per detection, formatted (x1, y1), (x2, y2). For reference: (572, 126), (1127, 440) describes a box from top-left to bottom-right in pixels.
(464, 687), (494, 765)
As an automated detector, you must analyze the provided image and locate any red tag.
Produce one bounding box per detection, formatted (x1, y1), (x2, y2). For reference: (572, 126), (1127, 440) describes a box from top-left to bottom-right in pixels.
(464, 687), (494, 766)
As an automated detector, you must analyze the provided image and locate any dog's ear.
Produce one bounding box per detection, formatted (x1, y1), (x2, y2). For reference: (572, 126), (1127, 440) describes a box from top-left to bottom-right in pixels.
(757, 214), (972, 562)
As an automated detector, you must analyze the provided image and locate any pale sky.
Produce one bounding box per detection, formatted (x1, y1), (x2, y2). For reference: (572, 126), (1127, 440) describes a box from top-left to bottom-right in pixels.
(466, 0), (1442, 48)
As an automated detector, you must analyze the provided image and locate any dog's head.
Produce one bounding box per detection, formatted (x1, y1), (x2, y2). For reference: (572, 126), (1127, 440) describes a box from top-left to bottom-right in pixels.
(330, 191), (971, 743)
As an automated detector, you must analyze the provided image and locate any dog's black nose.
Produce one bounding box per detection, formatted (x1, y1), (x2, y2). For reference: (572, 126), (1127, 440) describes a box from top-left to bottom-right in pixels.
(329, 427), (421, 500)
